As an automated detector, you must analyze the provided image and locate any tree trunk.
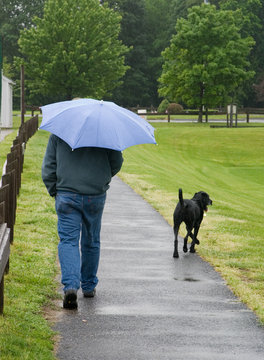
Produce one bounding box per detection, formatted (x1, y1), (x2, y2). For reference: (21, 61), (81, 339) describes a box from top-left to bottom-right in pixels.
(198, 83), (204, 123)
(198, 104), (203, 122)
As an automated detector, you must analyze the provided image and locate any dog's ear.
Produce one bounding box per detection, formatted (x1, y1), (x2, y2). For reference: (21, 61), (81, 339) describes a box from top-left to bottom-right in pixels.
(194, 191), (203, 198)
(201, 192), (212, 208)
(201, 192), (208, 202)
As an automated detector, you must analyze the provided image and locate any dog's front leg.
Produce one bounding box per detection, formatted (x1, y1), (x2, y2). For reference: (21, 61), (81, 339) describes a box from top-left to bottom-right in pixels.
(173, 225), (180, 258)
(189, 232), (200, 245)
(183, 225), (193, 253)
(190, 226), (200, 253)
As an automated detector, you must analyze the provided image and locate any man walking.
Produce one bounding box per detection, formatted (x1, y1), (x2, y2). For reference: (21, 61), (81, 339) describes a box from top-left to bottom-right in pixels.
(42, 134), (123, 309)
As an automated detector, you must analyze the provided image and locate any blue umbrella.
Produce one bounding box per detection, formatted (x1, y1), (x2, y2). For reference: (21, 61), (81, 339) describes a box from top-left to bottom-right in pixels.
(40, 98), (156, 151)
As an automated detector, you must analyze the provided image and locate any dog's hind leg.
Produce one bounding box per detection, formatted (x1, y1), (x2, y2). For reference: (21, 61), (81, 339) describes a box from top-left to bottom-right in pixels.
(183, 234), (188, 253)
(173, 225), (180, 258)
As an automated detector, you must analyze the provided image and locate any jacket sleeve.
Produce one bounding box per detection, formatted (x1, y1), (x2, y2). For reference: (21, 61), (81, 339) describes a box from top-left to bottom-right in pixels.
(42, 135), (57, 197)
(107, 150), (123, 177)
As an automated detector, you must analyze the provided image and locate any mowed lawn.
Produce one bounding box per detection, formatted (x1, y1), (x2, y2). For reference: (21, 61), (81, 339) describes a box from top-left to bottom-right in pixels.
(0, 126), (58, 359)
(119, 122), (264, 322)
(0, 120), (263, 359)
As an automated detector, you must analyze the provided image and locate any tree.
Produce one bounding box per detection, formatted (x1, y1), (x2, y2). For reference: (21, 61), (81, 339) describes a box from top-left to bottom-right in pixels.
(145, 0), (176, 107)
(18, 0), (128, 102)
(0, 0), (45, 62)
(217, 0), (264, 106)
(170, 0), (204, 19)
(102, 0), (150, 107)
(170, 1), (264, 107)
(159, 4), (255, 121)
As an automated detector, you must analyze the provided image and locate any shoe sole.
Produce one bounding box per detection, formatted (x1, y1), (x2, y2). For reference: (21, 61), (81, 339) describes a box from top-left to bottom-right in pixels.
(63, 291), (78, 309)
(83, 289), (96, 298)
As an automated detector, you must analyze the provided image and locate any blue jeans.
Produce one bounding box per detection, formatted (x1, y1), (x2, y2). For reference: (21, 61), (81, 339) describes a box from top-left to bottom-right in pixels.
(55, 191), (106, 292)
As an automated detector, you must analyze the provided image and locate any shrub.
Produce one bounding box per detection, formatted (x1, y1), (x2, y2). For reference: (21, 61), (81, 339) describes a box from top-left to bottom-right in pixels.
(167, 103), (183, 114)
(158, 99), (170, 113)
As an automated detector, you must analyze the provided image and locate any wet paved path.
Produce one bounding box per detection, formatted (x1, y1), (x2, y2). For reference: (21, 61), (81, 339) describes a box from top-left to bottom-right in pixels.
(55, 177), (264, 360)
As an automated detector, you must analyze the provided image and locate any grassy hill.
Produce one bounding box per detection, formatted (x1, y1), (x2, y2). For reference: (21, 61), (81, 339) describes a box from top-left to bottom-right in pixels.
(120, 122), (264, 322)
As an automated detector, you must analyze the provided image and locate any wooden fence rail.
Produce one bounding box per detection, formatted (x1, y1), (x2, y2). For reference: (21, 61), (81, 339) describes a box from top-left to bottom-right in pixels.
(137, 107), (264, 124)
(0, 115), (39, 314)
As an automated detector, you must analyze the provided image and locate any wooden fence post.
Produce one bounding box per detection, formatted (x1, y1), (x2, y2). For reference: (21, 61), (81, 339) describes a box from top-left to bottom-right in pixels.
(2, 170), (17, 243)
(246, 111), (250, 123)
(0, 206), (11, 315)
(21, 65), (25, 125)
(0, 116), (39, 314)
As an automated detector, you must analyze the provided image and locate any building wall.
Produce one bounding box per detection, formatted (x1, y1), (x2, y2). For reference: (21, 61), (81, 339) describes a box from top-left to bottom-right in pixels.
(0, 75), (14, 128)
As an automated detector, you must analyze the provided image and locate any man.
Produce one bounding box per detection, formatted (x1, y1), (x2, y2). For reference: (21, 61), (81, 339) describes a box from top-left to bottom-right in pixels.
(42, 134), (123, 309)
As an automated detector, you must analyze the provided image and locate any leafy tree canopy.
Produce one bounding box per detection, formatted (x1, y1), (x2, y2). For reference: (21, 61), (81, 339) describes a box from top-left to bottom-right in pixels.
(159, 4), (255, 119)
(170, 0), (204, 19)
(102, 0), (150, 107)
(216, 0), (264, 105)
(17, 0), (129, 103)
(144, 0), (176, 106)
(0, 0), (45, 62)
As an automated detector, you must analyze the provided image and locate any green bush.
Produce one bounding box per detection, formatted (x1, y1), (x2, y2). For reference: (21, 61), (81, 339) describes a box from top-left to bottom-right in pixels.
(167, 103), (183, 114)
(157, 99), (170, 113)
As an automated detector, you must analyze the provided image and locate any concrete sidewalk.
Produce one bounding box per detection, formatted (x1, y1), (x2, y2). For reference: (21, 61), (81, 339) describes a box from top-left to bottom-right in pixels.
(55, 176), (264, 360)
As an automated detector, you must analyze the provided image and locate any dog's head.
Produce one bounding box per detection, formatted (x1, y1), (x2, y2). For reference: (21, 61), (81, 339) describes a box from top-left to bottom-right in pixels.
(193, 191), (213, 212)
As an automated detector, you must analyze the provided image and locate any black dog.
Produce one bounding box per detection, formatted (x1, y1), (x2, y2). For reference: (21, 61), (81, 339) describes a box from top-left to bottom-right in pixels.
(173, 189), (212, 258)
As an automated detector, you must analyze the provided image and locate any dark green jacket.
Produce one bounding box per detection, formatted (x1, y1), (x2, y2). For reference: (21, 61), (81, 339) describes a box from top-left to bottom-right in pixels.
(42, 135), (123, 196)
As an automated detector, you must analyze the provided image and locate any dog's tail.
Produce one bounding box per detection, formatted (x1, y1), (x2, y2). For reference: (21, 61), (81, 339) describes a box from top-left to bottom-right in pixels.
(179, 188), (184, 207)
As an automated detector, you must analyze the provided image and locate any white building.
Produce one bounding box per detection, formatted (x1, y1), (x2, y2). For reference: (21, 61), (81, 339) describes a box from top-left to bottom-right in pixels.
(0, 75), (15, 128)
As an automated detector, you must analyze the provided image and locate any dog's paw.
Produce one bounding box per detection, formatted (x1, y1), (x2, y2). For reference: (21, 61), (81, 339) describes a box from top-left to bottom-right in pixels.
(183, 246), (188, 253)
(195, 239), (200, 245)
(190, 247), (196, 253)
(173, 251), (179, 258)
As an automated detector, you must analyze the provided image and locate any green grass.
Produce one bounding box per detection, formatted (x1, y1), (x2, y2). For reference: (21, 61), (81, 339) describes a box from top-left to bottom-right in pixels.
(0, 120), (263, 357)
(0, 129), (58, 359)
(119, 122), (264, 323)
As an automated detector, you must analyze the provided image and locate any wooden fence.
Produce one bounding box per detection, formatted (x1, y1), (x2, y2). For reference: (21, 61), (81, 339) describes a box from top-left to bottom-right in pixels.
(0, 115), (39, 314)
(243, 107), (264, 122)
(136, 107), (264, 125)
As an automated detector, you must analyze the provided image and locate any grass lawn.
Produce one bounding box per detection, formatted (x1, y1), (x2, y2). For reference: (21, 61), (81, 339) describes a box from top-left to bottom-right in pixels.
(0, 124), (58, 359)
(119, 122), (264, 323)
(0, 119), (263, 358)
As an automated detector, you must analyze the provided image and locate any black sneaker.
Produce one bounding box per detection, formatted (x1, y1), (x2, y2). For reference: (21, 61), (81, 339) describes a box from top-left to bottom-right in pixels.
(83, 289), (96, 298)
(63, 289), (78, 309)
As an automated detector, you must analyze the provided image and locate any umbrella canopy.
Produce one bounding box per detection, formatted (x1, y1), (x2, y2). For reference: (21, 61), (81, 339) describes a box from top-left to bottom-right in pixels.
(40, 98), (156, 151)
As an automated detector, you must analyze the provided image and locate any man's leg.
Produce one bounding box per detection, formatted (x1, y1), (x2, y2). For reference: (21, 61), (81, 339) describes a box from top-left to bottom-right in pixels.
(56, 192), (82, 293)
(81, 193), (106, 294)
